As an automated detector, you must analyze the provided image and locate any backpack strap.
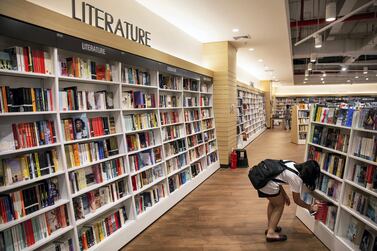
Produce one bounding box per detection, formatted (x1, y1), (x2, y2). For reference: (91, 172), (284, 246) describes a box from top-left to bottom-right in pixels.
(279, 160), (300, 176)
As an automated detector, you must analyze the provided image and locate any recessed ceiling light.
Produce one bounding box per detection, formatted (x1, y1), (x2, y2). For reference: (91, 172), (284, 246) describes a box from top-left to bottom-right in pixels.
(232, 28), (239, 33)
(355, 76), (359, 79)
(366, 77), (369, 80)
(321, 81), (325, 84)
(320, 77), (324, 81)
(347, 80), (351, 82)
(258, 59), (263, 62)
(322, 72), (327, 77)
(303, 81), (307, 84)
(248, 48), (255, 51)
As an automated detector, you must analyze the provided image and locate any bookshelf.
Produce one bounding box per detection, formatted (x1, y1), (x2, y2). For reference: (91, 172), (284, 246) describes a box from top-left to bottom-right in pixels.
(0, 16), (219, 251)
(236, 85), (267, 149)
(291, 104), (310, 144)
(296, 104), (377, 251)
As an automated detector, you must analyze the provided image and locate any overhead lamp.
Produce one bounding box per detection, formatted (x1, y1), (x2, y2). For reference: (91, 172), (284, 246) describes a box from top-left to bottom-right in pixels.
(258, 59), (263, 62)
(303, 81), (307, 84)
(232, 28), (239, 33)
(366, 77), (369, 80)
(321, 81), (325, 84)
(305, 70), (309, 76)
(320, 77), (324, 81)
(341, 65), (347, 71)
(355, 75), (359, 79)
(347, 80), (351, 83)
(304, 77), (308, 81)
(248, 48), (255, 51)
(325, 2), (336, 22)
(314, 34), (322, 48)
(363, 67), (368, 74)
(308, 62), (313, 71)
(322, 72), (327, 77)
(310, 53), (317, 62)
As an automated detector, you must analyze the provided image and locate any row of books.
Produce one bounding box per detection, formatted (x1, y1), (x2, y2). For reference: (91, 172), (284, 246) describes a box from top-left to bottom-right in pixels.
(1, 120), (57, 152)
(347, 163), (377, 191)
(168, 169), (191, 193)
(160, 111), (180, 125)
(313, 106), (354, 127)
(186, 121), (201, 135)
(164, 139), (186, 157)
(65, 138), (119, 168)
(201, 109), (212, 119)
(206, 140), (217, 153)
(353, 135), (377, 162)
(59, 56), (114, 81)
(0, 46), (52, 74)
(129, 147), (162, 173)
(200, 96), (210, 107)
(0, 178), (59, 223)
(40, 236), (73, 251)
(204, 130), (216, 142)
(62, 115), (116, 141)
(159, 94), (179, 108)
(69, 158), (125, 194)
(166, 153), (187, 175)
(308, 146), (345, 178)
(298, 110), (309, 118)
(311, 125), (349, 152)
(183, 79), (199, 92)
(200, 82), (211, 93)
(124, 112), (158, 132)
(346, 217), (377, 251)
(207, 152), (218, 165)
(0, 205), (69, 251)
(187, 134), (203, 148)
(135, 183), (166, 215)
(183, 96), (198, 107)
(159, 75), (181, 90)
(298, 103), (310, 110)
(298, 118), (309, 124)
(73, 179), (129, 220)
(59, 87), (114, 111)
(345, 188), (377, 224)
(191, 162), (203, 178)
(122, 67), (150, 86)
(317, 174), (341, 201)
(189, 145), (205, 162)
(122, 91), (156, 109)
(355, 107), (377, 131)
(0, 149), (58, 186)
(314, 203), (337, 231)
(0, 86), (53, 113)
(185, 110), (200, 122)
(162, 125), (182, 142)
(131, 164), (164, 191)
(202, 119), (214, 130)
(79, 206), (128, 250)
(126, 131), (156, 152)
(298, 125), (308, 132)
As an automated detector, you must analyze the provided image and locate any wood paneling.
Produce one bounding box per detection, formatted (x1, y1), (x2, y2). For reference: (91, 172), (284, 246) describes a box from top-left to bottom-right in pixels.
(122, 129), (328, 251)
(0, 0), (213, 77)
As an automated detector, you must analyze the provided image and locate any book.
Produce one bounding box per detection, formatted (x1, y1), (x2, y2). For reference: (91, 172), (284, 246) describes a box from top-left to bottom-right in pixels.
(346, 217), (362, 243)
(360, 229), (372, 251)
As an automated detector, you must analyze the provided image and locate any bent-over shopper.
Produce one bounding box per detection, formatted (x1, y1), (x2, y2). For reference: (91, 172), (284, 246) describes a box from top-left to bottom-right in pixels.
(248, 159), (320, 242)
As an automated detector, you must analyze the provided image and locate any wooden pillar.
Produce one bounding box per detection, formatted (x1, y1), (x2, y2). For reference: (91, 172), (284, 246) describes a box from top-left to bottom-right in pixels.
(203, 42), (237, 166)
(260, 80), (273, 128)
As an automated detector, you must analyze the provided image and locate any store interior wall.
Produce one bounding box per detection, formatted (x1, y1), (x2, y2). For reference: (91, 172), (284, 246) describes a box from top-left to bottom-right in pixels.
(27, 0), (262, 89)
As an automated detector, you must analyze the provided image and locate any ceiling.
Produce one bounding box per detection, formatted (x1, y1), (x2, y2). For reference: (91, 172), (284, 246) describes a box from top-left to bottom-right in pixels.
(136, 0), (294, 84)
(289, 0), (377, 85)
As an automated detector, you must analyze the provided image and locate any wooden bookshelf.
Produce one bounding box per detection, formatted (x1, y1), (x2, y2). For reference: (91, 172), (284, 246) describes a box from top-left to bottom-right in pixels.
(0, 15), (220, 251)
(296, 104), (377, 251)
(291, 104), (310, 145)
(236, 83), (266, 149)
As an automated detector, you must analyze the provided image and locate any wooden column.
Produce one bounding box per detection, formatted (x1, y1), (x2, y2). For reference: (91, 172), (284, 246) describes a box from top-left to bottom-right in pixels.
(203, 42), (237, 166)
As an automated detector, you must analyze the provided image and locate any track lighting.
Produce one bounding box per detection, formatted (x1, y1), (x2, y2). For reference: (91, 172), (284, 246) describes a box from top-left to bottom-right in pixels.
(320, 77), (324, 81)
(314, 34), (322, 48)
(341, 65), (347, 71)
(305, 70), (309, 77)
(363, 67), (368, 74)
(325, 2), (336, 22)
(308, 63), (313, 71)
(322, 72), (327, 77)
(310, 53), (316, 62)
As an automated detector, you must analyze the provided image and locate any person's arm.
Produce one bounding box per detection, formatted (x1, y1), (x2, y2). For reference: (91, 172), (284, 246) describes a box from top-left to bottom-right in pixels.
(292, 192), (318, 213)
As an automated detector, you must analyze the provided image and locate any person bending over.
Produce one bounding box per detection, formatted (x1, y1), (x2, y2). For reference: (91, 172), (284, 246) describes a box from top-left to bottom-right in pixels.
(249, 159), (320, 242)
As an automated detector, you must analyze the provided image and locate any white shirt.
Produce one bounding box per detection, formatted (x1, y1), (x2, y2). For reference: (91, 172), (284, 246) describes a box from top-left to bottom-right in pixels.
(259, 161), (303, 195)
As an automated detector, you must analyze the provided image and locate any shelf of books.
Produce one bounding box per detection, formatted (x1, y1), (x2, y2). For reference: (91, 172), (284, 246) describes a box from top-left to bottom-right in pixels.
(296, 104), (377, 251)
(291, 104), (310, 145)
(0, 19), (220, 251)
(236, 87), (266, 149)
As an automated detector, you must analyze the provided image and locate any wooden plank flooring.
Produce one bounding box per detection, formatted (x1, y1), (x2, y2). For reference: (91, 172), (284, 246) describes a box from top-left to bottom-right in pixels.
(122, 129), (328, 251)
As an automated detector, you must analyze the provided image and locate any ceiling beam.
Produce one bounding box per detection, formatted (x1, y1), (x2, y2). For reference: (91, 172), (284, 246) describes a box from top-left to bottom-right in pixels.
(328, 0), (358, 37)
(343, 33), (377, 63)
(294, 0), (375, 46)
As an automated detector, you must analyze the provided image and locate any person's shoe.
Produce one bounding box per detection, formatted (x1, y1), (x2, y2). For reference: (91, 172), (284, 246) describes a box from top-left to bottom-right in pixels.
(266, 234), (287, 242)
(264, 226), (282, 235)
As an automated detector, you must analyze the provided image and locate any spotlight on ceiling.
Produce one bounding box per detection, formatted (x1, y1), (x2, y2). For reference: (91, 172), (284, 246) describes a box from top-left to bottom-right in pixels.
(304, 78), (308, 81)
(310, 53), (317, 62)
(322, 72), (327, 77)
(248, 48), (255, 51)
(355, 75), (359, 79)
(314, 34), (322, 48)
(321, 81), (325, 84)
(366, 77), (369, 81)
(325, 2), (336, 22)
(363, 67), (368, 74)
(308, 62), (313, 71)
(341, 65), (347, 71)
(347, 80), (351, 83)
(258, 59), (263, 62)
(303, 81), (307, 84)
(232, 28), (239, 33)
(305, 70), (309, 77)
(320, 77), (324, 81)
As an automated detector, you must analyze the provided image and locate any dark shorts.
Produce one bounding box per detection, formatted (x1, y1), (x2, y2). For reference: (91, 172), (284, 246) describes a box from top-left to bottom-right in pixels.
(257, 189), (280, 198)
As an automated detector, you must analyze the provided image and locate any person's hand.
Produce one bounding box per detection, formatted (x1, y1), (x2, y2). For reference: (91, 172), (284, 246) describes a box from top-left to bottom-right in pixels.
(310, 203), (318, 213)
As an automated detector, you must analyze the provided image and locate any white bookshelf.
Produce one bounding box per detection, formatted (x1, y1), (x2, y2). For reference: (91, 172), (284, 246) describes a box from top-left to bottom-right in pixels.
(236, 86), (266, 149)
(291, 104), (310, 145)
(296, 105), (377, 251)
(0, 36), (220, 251)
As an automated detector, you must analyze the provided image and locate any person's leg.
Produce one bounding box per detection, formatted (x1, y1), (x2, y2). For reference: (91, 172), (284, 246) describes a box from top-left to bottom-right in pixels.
(267, 200), (273, 227)
(266, 192), (285, 239)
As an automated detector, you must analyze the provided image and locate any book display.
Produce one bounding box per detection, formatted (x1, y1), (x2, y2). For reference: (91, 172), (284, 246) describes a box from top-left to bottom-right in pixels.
(291, 104), (310, 144)
(296, 104), (377, 251)
(0, 16), (219, 251)
(236, 86), (266, 149)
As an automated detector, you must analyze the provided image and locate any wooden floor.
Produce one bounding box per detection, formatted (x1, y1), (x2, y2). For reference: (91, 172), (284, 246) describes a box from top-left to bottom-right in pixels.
(122, 129), (328, 251)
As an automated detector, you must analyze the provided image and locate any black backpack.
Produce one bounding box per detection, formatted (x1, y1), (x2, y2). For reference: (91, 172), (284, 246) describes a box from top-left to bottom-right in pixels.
(248, 159), (299, 189)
